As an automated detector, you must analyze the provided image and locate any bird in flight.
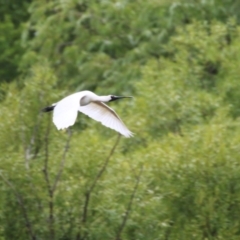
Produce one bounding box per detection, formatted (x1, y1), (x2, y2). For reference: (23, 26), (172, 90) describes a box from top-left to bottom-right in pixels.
(42, 90), (133, 137)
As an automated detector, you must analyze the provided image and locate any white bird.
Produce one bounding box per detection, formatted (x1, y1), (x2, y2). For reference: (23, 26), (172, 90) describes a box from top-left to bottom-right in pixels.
(42, 90), (133, 137)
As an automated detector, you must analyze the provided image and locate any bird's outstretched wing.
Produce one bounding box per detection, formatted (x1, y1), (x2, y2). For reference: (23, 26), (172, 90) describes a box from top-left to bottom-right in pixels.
(79, 102), (133, 137)
(53, 93), (80, 130)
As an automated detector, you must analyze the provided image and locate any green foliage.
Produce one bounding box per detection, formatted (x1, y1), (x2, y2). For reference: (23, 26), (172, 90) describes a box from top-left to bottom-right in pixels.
(0, 0), (32, 83)
(132, 19), (240, 138)
(0, 16), (22, 83)
(2, 0), (240, 239)
(19, 0), (240, 92)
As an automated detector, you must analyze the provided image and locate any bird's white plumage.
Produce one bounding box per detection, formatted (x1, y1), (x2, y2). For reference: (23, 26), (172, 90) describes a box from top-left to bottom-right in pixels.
(50, 91), (133, 137)
(53, 92), (84, 130)
(79, 102), (133, 137)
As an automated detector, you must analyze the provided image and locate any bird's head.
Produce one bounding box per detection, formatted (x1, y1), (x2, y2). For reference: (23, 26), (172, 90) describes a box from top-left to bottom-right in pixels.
(109, 95), (133, 102)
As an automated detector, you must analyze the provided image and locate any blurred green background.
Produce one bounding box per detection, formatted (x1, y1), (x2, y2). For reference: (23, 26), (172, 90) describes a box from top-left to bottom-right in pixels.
(1, 0), (240, 239)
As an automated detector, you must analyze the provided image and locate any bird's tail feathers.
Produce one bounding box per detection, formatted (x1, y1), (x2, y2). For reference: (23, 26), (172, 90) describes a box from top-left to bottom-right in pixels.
(41, 104), (56, 112)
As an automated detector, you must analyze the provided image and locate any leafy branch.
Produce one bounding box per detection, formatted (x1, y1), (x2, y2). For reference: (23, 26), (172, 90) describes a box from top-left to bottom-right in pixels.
(43, 116), (72, 240)
(76, 134), (121, 240)
(0, 172), (36, 240)
(115, 164), (144, 240)
(52, 128), (72, 193)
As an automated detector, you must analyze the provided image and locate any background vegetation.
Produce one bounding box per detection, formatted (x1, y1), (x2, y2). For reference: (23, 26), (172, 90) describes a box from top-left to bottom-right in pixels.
(1, 0), (240, 239)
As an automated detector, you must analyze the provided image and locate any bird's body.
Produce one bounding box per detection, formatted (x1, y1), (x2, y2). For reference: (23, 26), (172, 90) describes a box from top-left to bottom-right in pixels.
(42, 90), (133, 137)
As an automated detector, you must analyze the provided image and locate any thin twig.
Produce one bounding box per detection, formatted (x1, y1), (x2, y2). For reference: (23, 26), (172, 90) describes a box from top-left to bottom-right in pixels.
(82, 134), (121, 223)
(0, 173), (36, 240)
(76, 134), (121, 240)
(24, 112), (43, 167)
(52, 128), (72, 193)
(43, 122), (72, 240)
(42, 115), (55, 239)
(60, 206), (75, 239)
(42, 115), (52, 196)
(115, 164), (144, 240)
(89, 134), (121, 193)
(25, 112), (44, 212)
